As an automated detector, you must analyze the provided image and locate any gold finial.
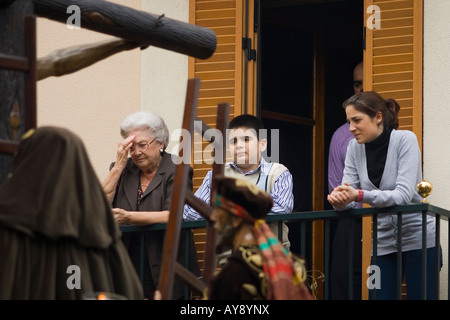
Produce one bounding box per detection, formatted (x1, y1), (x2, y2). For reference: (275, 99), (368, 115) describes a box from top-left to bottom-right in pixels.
(416, 180), (433, 203)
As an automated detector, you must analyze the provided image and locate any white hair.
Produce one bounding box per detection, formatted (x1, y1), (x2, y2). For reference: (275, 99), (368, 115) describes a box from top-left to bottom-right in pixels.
(120, 110), (169, 148)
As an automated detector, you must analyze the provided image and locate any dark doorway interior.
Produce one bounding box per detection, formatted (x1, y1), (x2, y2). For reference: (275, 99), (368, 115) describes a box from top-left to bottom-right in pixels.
(258, 0), (363, 263)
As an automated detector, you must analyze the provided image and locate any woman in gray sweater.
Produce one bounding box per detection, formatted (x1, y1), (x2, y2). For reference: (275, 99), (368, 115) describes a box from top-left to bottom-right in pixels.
(327, 91), (439, 300)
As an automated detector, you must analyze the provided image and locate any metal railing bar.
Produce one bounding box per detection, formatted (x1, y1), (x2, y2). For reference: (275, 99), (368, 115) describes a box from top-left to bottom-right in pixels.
(372, 214), (378, 300)
(324, 219), (330, 300)
(396, 213), (403, 300)
(184, 230), (190, 299)
(421, 211), (427, 300)
(120, 204), (450, 234)
(435, 214), (441, 300)
(278, 221), (282, 242)
(140, 233), (145, 285)
(119, 204), (450, 300)
(300, 222), (306, 258)
(428, 204), (450, 218)
(121, 219), (208, 232)
(348, 217), (354, 300)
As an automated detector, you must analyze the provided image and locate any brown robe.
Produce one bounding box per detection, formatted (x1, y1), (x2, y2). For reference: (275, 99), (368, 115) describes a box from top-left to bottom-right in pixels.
(0, 126), (143, 300)
(208, 245), (266, 300)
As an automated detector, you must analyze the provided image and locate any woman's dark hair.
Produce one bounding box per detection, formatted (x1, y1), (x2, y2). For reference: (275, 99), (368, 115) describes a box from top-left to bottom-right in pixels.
(343, 91), (400, 130)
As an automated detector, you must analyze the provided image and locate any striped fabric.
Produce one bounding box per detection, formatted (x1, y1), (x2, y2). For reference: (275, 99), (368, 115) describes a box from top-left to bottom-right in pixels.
(215, 194), (256, 223)
(183, 158), (294, 221)
(253, 220), (313, 300)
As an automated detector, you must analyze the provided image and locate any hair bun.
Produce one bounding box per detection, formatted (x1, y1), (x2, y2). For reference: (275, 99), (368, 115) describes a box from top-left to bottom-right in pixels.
(385, 99), (400, 129)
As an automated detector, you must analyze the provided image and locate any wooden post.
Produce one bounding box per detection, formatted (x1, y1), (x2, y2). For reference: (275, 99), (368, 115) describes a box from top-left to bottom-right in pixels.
(361, 215), (372, 300)
(201, 102), (229, 283)
(0, 0), (35, 183)
(159, 78), (201, 300)
(312, 29), (325, 300)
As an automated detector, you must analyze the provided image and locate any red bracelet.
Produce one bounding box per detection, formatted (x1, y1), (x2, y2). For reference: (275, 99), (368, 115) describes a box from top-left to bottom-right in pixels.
(357, 189), (364, 202)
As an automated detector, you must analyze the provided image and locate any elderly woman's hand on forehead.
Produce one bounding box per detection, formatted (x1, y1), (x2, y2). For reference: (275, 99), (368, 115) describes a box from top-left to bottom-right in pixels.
(115, 135), (135, 169)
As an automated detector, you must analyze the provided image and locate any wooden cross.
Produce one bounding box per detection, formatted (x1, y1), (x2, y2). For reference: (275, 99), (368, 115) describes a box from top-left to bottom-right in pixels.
(0, 0), (216, 182)
(158, 78), (229, 299)
(0, 0), (220, 299)
(0, 0), (36, 182)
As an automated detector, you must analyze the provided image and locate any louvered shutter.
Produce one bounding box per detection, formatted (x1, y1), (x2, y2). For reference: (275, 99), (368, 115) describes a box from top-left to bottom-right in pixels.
(189, 0), (242, 189)
(362, 0), (423, 299)
(364, 0), (423, 147)
(189, 0), (243, 272)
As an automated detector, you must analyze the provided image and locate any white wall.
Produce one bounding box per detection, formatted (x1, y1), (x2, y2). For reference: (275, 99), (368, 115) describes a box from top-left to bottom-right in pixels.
(38, 0), (190, 182)
(140, 0), (190, 155)
(37, 0), (141, 182)
(423, 0), (450, 300)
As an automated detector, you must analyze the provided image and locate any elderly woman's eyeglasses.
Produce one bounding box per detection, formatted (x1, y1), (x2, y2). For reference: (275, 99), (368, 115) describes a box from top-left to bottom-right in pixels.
(130, 138), (156, 153)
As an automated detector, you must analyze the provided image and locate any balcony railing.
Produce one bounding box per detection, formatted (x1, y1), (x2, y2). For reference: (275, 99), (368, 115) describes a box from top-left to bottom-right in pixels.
(120, 203), (450, 300)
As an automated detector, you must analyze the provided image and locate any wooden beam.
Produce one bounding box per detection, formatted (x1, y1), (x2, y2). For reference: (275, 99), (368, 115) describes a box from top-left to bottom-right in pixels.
(37, 38), (140, 80)
(311, 29), (325, 300)
(201, 102), (229, 283)
(159, 78), (201, 300)
(174, 262), (206, 297)
(0, 139), (19, 155)
(33, 0), (217, 60)
(24, 15), (36, 131)
(261, 110), (316, 126)
(0, 0), (34, 182)
(0, 54), (29, 71)
(185, 190), (213, 221)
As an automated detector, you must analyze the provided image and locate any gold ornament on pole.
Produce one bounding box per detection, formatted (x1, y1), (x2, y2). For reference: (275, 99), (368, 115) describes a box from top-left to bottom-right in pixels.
(416, 180), (433, 203)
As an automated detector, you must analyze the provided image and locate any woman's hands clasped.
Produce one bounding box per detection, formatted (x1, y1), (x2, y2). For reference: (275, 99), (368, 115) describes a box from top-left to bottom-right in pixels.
(327, 183), (359, 208)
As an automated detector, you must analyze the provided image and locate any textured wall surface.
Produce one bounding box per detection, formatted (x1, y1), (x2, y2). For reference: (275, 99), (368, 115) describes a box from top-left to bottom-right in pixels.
(140, 0), (189, 157)
(37, 0), (141, 182)
(424, 0), (450, 300)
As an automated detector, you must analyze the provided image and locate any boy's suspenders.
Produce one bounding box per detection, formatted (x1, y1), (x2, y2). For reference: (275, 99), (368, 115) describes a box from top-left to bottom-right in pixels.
(256, 163), (273, 192)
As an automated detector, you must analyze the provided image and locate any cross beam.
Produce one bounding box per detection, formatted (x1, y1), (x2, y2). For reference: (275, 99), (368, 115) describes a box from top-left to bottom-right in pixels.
(33, 0), (217, 60)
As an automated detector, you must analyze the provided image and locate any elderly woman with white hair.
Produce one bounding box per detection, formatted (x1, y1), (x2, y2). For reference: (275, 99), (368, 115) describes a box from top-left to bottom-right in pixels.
(102, 110), (200, 300)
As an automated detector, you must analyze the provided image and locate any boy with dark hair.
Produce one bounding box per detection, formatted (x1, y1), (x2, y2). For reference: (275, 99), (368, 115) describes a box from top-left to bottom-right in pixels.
(184, 114), (294, 252)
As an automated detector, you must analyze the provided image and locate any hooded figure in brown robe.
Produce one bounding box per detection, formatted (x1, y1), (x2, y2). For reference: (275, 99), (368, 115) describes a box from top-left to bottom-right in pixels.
(0, 126), (143, 299)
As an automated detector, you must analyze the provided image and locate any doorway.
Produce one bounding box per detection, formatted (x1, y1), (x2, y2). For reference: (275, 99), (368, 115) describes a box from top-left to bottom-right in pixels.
(256, 0), (363, 270)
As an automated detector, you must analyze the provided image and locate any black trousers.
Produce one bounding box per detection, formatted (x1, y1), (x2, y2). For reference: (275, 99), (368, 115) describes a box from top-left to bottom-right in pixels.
(329, 217), (362, 300)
